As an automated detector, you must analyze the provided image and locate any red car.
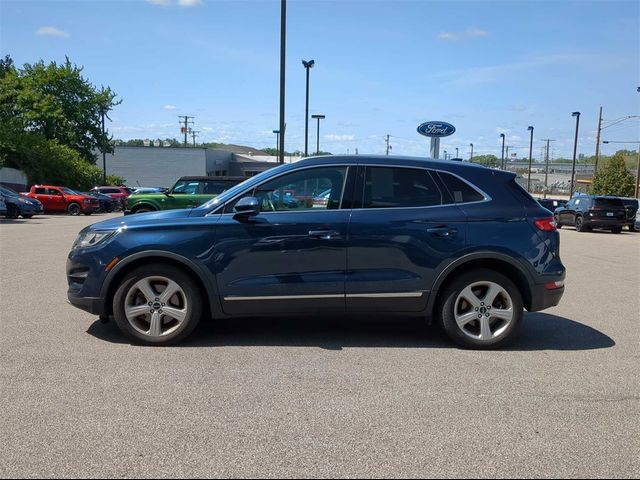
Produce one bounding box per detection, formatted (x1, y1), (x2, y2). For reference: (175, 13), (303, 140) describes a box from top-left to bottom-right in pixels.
(90, 186), (130, 210)
(23, 185), (99, 215)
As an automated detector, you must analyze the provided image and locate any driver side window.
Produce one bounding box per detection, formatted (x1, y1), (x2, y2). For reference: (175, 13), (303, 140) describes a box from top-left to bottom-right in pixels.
(223, 166), (348, 213)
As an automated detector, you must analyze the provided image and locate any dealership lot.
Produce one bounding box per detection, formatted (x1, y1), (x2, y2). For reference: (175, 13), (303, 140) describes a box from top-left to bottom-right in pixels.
(1, 214), (638, 477)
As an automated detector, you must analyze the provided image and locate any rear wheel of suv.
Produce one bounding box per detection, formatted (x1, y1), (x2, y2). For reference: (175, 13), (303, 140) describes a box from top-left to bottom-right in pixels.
(113, 265), (203, 345)
(611, 227), (622, 234)
(132, 205), (156, 214)
(439, 269), (524, 349)
(67, 203), (81, 216)
(575, 216), (587, 232)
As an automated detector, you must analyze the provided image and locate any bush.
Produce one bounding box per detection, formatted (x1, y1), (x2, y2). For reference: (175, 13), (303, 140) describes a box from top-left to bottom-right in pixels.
(591, 153), (635, 197)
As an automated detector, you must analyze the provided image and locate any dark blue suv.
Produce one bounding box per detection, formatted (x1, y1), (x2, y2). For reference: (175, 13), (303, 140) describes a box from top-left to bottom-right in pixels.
(67, 156), (565, 349)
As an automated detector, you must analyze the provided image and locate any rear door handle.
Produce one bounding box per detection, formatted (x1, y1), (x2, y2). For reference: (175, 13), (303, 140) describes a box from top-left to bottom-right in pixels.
(308, 230), (341, 240)
(427, 226), (457, 237)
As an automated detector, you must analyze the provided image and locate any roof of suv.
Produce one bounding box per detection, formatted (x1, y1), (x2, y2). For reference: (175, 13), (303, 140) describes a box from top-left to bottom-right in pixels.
(178, 176), (247, 182)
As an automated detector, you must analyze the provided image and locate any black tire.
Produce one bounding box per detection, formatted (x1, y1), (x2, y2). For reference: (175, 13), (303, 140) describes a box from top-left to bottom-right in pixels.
(132, 205), (156, 214)
(21, 214), (33, 219)
(628, 224), (637, 232)
(611, 226), (622, 234)
(575, 216), (586, 232)
(439, 269), (524, 350)
(113, 265), (203, 346)
(67, 203), (81, 216)
(84, 212), (92, 216)
(554, 216), (562, 229)
(6, 204), (20, 219)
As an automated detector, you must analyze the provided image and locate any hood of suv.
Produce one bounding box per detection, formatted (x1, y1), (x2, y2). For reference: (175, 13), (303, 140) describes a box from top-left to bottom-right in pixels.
(89, 208), (197, 231)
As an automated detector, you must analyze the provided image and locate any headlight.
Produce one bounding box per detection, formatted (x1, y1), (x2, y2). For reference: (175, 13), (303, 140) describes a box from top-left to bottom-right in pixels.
(18, 198), (28, 203)
(73, 231), (117, 250)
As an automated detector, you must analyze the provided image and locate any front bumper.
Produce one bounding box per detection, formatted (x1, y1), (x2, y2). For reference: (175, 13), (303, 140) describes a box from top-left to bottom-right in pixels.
(67, 292), (105, 316)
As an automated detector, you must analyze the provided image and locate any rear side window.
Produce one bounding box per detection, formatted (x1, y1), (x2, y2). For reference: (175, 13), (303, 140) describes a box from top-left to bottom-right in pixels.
(203, 180), (236, 195)
(438, 172), (485, 203)
(363, 167), (442, 208)
(594, 198), (623, 208)
(35, 188), (46, 194)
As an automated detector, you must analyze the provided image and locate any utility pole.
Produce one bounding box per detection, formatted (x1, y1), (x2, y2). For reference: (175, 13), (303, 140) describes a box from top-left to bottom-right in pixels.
(178, 116), (194, 147)
(101, 109), (107, 185)
(594, 106), (603, 173)
(190, 130), (200, 147)
(385, 135), (392, 155)
(279, 0), (286, 165)
(541, 139), (556, 197)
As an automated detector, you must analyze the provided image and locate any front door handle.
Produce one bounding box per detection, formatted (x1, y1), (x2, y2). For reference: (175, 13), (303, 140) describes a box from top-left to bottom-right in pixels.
(308, 230), (341, 240)
(427, 226), (457, 237)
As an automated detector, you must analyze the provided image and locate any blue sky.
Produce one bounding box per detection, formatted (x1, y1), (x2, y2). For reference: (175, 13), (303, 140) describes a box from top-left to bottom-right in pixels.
(2, 0), (639, 159)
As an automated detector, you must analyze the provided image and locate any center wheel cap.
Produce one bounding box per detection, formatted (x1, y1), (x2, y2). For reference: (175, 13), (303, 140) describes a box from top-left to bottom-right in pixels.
(152, 302), (162, 310)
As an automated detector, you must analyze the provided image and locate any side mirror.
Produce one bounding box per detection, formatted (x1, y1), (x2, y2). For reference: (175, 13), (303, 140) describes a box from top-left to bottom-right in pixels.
(233, 197), (260, 218)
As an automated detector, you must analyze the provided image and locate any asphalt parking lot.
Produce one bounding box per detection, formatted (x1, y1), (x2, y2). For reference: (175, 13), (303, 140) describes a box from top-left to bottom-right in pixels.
(1, 213), (638, 478)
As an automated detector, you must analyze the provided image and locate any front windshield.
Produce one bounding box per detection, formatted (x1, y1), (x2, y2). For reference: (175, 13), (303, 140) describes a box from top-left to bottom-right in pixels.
(61, 187), (78, 195)
(200, 164), (291, 210)
(0, 186), (18, 197)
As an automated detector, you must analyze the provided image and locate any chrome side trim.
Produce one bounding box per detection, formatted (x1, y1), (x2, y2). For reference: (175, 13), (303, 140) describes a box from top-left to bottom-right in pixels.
(224, 294), (344, 301)
(346, 292), (424, 298)
(223, 292), (425, 301)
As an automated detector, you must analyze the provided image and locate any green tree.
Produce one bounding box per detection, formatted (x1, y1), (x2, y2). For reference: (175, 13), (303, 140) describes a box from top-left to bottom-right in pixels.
(471, 154), (500, 168)
(591, 152), (635, 197)
(0, 56), (120, 162)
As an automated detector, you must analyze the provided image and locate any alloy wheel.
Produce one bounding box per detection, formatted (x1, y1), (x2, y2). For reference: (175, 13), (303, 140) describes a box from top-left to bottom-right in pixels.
(124, 276), (188, 338)
(454, 281), (514, 342)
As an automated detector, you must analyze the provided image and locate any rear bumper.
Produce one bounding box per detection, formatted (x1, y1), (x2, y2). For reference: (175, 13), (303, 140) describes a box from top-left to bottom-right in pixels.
(584, 217), (626, 228)
(529, 283), (564, 312)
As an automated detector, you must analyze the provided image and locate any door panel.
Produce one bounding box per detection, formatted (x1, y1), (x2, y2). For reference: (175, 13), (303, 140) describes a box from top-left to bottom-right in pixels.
(214, 165), (351, 315)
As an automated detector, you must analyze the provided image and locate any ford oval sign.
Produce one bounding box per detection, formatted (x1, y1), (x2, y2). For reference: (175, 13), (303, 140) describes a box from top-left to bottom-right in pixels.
(417, 121), (456, 138)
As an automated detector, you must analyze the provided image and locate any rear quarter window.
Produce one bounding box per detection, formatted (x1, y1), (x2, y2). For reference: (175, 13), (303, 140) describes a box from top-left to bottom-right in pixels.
(594, 198), (623, 208)
(437, 172), (485, 203)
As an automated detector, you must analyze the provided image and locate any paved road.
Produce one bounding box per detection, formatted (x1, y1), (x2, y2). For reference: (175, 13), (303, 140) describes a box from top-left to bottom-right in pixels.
(1, 213), (638, 478)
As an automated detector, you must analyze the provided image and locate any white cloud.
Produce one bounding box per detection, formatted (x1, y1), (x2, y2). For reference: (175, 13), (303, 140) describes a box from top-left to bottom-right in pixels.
(325, 134), (355, 142)
(178, 0), (203, 6)
(163, 104), (177, 110)
(35, 26), (70, 38)
(438, 28), (489, 42)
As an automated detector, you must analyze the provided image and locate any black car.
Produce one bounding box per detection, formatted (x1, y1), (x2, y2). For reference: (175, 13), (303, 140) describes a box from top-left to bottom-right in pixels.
(554, 195), (627, 233)
(83, 191), (115, 213)
(620, 197), (639, 232)
(537, 198), (567, 213)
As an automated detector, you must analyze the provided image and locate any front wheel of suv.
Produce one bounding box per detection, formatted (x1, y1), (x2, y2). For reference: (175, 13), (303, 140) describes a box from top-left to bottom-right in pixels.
(439, 269), (524, 349)
(575, 216), (587, 232)
(113, 265), (203, 345)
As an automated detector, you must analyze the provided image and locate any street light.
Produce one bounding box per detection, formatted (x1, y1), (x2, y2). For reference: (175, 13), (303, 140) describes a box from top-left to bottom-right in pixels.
(527, 126), (534, 192)
(455, 147), (459, 158)
(570, 112), (581, 198)
(311, 114), (325, 155)
(500, 133), (506, 170)
(443, 150), (448, 160)
(469, 143), (474, 162)
(101, 109), (107, 185)
(273, 130), (280, 156)
(302, 59), (315, 157)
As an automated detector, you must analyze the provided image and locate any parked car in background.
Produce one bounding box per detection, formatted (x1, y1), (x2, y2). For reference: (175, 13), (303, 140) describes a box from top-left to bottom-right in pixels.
(67, 155), (566, 349)
(23, 186), (98, 215)
(90, 186), (130, 211)
(124, 176), (245, 214)
(554, 195), (627, 233)
(619, 197), (639, 232)
(131, 187), (167, 195)
(83, 191), (115, 213)
(0, 193), (6, 216)
(537, 198), (567, 213)
(1, 186), (44, 219)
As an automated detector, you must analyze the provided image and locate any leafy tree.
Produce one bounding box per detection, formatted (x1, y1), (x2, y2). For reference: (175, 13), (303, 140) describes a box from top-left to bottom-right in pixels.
(0, 56), (120, 162)
(471, 154), (500, 168)
(591, 152), (635, 197)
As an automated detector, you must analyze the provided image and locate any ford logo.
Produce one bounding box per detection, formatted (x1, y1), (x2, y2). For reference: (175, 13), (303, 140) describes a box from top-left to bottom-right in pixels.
(417, 121), (456, 138)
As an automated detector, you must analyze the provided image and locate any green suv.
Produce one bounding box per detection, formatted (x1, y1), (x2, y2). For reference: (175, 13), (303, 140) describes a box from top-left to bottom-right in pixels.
(124, 176), (245, 214)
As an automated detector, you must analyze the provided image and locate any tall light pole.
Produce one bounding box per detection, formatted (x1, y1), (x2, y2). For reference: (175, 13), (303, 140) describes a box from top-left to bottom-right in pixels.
(500, 133), (505, 170)
(455, 147), (459, 158)
(443, 150), (448, 160)
(570, 112), (581, 198)
(279, 0), (286, 165)
(311, 114), (325, 155)
(273, 130), (280, 156)
(302, 59), (315, 157)
(527, 126), (534, 192)
(469, 143), (474, 162)
(101, 109), (107, 185)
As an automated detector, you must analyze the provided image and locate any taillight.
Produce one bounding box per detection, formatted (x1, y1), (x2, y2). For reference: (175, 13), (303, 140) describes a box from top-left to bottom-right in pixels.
(544, 280), (564, 290)
(534, 217), (557, 232)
